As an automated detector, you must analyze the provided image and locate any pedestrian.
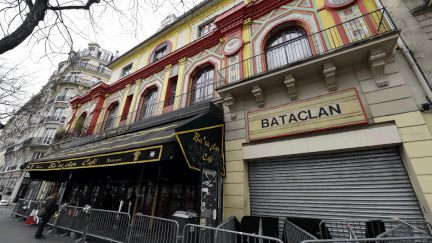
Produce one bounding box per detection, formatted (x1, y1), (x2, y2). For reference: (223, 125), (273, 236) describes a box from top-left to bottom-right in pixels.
(35, 192), (60, 239)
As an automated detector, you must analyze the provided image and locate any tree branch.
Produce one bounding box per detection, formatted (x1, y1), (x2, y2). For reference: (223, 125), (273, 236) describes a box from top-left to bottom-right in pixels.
(0, 0), (48, 55)
(47, 0), (100, 11)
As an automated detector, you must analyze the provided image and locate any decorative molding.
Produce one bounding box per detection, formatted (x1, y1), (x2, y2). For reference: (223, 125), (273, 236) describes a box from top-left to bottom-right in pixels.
(105, 93), (110, 99)
(179, 57), (187, 65)
(220, 38), (225, 44)
(223, 93), (236, 120)
(77, 104), (82, 108)
(369, 48), (388, 87)
(252, 84), (265, 108)
(284, 74), (298, 101)
(125, 84), (131, 90)
(323, 62), (337, 92)
(165, 64), (172, 70)
(135, 79), (141, 85)
(243, 18), (252, 30)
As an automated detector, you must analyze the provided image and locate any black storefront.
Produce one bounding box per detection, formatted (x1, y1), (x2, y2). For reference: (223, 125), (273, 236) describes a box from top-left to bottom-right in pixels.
(23, 102), (225, 227)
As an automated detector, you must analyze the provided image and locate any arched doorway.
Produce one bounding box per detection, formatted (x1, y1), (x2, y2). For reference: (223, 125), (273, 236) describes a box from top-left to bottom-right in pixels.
(265, 26), (312, 70)
(138, 88), (158, 120)
(104, 103), (119, 130)
(74, 112), (87, 136)
(191, 66), (214, 105)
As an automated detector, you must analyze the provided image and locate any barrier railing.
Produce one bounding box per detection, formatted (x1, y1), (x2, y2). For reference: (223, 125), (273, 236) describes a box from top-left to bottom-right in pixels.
(217, 8), (397, 87)
(283, 220), (318, 243)
(302, 237), (432, 243)
(319, 219), (432, 239)
(84, 208), (130, 243)
(182, 224), (284, 243)
(214, 216), (241, 243)
(126, 213), (179, 243)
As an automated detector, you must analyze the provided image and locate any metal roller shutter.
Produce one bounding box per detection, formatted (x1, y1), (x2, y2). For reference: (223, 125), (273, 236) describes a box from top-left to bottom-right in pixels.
(248, 147), (425, 221)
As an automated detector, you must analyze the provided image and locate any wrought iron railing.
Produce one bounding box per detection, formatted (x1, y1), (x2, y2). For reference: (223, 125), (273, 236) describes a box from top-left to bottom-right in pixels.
(44, 116), (66, 123)
(71, 62), (112, 76)
(51, 76), (100, 88)
(217, 8), (397, 86)
(55, 96), (73, 102)
(62, 81), (224, 140)
(31, 137), (53, 145)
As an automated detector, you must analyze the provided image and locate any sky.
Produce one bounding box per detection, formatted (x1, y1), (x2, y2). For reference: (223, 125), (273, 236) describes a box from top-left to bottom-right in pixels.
(0, 0), (202, 123)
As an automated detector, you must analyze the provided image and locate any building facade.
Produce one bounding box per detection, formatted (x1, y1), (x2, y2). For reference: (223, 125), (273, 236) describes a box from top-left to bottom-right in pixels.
(24, 0), (432, 229)
(0, 43), (114, 203)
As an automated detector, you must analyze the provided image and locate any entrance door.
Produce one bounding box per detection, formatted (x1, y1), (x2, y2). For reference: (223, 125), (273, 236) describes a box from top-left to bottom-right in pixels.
(248, 148), (425, 221)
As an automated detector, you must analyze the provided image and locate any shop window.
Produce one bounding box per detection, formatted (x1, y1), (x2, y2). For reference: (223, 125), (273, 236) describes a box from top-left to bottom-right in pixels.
(265, 26), (312, 70)
(199, 22), (216, 37)
(150, 43), (170, 64)
(138, 89), (158, 120)
(191, 66), (214, 105)
(122, 65), (133, 77)
(104, 103), (119, 130)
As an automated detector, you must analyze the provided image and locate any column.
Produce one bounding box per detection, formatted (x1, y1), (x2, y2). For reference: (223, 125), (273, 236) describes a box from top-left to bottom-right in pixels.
(127, 79), (141, 124)
(115, 84), (131, 127)
(158, 64), (172, 115)
(87, 93), (107, 135)
(67, 104), (79, 132)
(174, 58), (187, 110)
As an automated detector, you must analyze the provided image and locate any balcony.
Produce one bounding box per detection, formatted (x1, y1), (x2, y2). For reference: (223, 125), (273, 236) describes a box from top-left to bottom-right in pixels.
(50, 62), (112, 80)
(51, 76), (100, 89)
(31, 137), (53, 146)
(55, 95), (73, 102)
(216, 9), (399, 97)
(61, 80), (224, 140)
(44, 116), (66, 124)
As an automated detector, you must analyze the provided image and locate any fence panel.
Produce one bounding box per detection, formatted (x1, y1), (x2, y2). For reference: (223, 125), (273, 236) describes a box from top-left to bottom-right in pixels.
(183, 224), (284, 243)
(126, 213), (179, 243)
(302, 237), (432, 243)
(85, 209), (130, 243)
(284, 220), (318, 243)
(319, 219), (432, 239)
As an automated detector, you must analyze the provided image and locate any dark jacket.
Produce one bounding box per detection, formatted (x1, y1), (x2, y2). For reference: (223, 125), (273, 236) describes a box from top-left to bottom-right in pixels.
(44, 197), (59, 217)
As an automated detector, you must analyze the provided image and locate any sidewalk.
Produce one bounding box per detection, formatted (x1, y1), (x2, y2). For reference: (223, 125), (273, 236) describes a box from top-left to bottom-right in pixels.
(0, 205), (81, 243)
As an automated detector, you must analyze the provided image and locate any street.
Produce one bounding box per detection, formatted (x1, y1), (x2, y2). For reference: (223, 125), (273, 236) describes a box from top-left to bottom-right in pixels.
(0, 205), (80, 243)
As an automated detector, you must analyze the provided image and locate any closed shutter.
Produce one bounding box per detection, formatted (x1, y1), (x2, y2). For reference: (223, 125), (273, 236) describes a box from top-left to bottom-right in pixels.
(248, 148), (425, 221)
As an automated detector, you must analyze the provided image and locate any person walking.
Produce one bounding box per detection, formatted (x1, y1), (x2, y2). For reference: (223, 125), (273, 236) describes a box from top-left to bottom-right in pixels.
(35, 192), (60, 239)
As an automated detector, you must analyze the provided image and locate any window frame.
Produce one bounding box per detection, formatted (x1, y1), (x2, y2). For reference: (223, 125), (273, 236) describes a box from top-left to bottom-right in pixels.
(149, 42), (171, 64)
(121, 64), (133, 77)
(198, 20), (217, 38)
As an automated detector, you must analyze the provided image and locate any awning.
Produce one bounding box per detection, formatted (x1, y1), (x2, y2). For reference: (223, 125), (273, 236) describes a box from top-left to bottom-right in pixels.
(24, 112), (225, 176)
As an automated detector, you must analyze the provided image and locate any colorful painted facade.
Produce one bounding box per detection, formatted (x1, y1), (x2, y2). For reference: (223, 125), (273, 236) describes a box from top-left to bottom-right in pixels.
(50, 0), (432, 225)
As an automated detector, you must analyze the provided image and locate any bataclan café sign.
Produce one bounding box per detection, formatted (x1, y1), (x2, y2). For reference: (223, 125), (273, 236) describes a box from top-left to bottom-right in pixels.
(247, 88), (368, 141)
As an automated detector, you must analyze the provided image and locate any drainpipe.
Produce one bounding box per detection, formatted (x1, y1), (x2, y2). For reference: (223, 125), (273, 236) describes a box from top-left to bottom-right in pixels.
(373, 0), (432, 102)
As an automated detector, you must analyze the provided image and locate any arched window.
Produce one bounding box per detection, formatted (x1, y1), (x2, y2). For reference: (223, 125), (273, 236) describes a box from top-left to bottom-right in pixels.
(191, 66), (214, 105)
(75, 113), (87, 135)
(150, 43), (170, 64)
(139, 89), (158, 120)
(265, 26), (312, 70)
(104, 103), (119, 130)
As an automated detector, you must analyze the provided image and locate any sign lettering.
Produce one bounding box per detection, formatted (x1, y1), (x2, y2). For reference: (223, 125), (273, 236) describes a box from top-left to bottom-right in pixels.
(248, 89), (368, 141)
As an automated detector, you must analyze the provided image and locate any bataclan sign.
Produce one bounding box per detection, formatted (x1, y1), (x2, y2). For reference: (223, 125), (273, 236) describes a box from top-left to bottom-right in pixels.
(247, 88), (368, 141)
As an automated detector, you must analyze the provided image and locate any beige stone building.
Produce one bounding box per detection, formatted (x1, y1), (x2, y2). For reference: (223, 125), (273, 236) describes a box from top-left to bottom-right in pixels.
(0, 42), (114, 203)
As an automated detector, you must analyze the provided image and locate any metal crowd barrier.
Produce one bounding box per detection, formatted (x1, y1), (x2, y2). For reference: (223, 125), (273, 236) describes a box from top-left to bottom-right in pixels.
(125, 213), (179, 243)
(319, 219), (432, 239)
(182, 224), (284, 243)
(83, 208), (130, 243)
(214, 216), (241, 243)
(46, 206), (89, 240)
(284, 220), (318, 243)
(302, 237), (432, 243)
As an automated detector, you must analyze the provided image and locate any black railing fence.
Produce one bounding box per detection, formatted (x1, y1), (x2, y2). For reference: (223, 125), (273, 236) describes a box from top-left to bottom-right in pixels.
(217, 8), (396, 86)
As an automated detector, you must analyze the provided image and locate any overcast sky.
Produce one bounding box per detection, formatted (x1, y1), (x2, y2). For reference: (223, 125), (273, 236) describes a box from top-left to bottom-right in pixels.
(1, 0), (202, 117)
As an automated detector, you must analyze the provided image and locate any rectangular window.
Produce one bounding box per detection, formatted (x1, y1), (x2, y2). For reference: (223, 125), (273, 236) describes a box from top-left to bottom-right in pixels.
(199, 22), (216, 37)
(122, 65), (133, 77)
(89, 48), (95, 55)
